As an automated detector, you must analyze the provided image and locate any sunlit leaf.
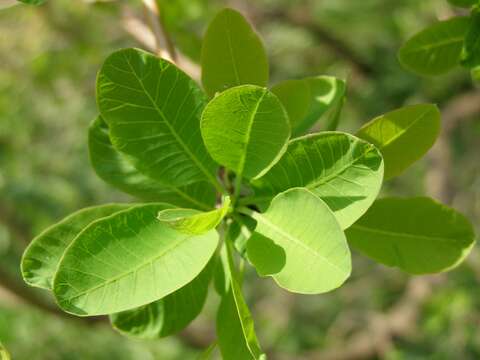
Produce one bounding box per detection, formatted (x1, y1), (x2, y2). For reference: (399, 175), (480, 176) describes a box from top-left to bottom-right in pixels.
(357, 104), (440, 179)
(21, 204), (131, 290)
(0, 341), (10, 360)
(53, 204), (219, 316)
(217, 242), (265, 360)
(398, 17), (470, 76)
(110, 258), (214, 338)
(201, 85), (290, 180)
(158, 196), (231, 234)
(347, 197), (476, 274)
(97, 48), (220, 190)
(201, 8), (269, 97)
(245, 188), (351, 294)
(251, 132), (384, 229)
(88, 116), (216, 210)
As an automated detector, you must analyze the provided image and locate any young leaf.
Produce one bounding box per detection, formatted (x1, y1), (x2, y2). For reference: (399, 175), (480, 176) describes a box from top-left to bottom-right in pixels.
(217, 242), (265, 360)
(89, 117), (216, 210)
(201, 85), (290, 180)
(398, 17), (471, 76)
(271, 79), (311, 130)
(294, 76), (347, 136)
(251, 132), (384, 229)
(201, 8), (269, 97)
(110, 258), (214, 338)
(21, 204), (132, 290)
(460, 6), (480, 69)
(53, 204), (219, 316)
(346, 197), (476, 274)
(448, 0), (478, 8)
(158, 196), (231, 234)
(244, 188), (351, 294)
(96, 48), (220, 191)
(357, 104), (440, 180)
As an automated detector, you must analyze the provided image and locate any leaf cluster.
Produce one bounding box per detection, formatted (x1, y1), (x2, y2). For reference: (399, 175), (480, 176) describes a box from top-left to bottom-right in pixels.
(21, 7), (476, 359)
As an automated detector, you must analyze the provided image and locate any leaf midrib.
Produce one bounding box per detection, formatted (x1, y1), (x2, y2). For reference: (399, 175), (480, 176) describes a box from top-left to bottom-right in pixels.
(350, 224), (470, 245)
(402, 35), (465, 54)
(252, 212), (348, 276)
(122, 54), (219, 191)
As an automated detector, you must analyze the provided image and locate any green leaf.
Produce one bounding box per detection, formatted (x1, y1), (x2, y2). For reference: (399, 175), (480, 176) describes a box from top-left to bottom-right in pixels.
(96, 48), (220, 191)
(21, 204), (132, 290)
(201, 85), (290, 180)
(201, 8), (269, 97)
(398, 17), (471, 76)
(53, 204), (219, 316)
(460, 6), (480, 69)
(110, 258), (214, 338)
(0, 342), (10, 360)
(448, 0), (479, 8)
(197, 341), (218, 360)
(251, 132), (384, 229)
(18, 0), (46, 4)
(346, 197), (476, 274)
(271, 79), (311, 130)
(217, 242), (265, 360)
(157, 196), (231, 234)
(357, 104), (440, 180)
(89, 116), (216, 210)
(294, 76), (347, 136)
(244, 188), (351, 294)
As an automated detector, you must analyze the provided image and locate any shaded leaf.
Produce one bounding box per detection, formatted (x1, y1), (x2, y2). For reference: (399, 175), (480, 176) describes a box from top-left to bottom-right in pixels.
(110, 258), (214, 338)
(448, 0), (478, 8)
(357, 104), (440, 180)
(89, 116), (216, 210)
(271, 79), (311, 130)
(18, 0), (45, 4)
(201, 8), (269, 97)
(346, 197), (476, 274)
(53, 204), (219, 316)
(460, 6), (480, 69)
(245, 188), (351, 294)
(97, 48), (220, 190)
(398, 17), (470, 76)
(251, 132), (384, 229)
(158, 196), (231, 234)
(294, 76), (347, 136)
(21, 204), (131, 290)
(201, 85), (290, 180)
(197, 341), (218, 360)
(217, 242), (265, 360)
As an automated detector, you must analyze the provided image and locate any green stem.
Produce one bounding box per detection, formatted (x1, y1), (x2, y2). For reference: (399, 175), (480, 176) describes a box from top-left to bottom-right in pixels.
(232, 174), (243, 205)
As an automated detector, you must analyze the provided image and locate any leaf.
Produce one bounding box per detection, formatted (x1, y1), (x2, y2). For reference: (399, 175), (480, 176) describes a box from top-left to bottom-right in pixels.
(89, 116), (216, 210)
(460, 6), (480, 69)
(293, 76), (347, 136)
(201, 85), (290, 180)
(448, 0), (478, 8)
(346, 197), (476, 274)
(53, 204), (219, 316)
(18, 0), (46, 4)
(197, 341), (218, 360)
(217, 242), (265, 360)
(357, 104), (440, 180)
(251, 132), (384, 229)
(398, 17), (471, 76)
(21, 204), (132, 290)
(245, 188), (351, 294)
(0, 342), (10, 360)
(158, 196), (231, 234)
(96, 48), (220, 190)
(271, 79), (311, 130)
(110, 258), (214, 338)
(201, 8), (269, 97)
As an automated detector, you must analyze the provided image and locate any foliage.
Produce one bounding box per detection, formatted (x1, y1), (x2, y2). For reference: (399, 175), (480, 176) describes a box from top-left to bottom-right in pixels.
(8, 3), (478, 359)
(399, 0), (480, 80)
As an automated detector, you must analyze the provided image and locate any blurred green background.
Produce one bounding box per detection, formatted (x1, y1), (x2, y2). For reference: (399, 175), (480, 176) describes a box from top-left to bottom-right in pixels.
(0, 0), (479, 359)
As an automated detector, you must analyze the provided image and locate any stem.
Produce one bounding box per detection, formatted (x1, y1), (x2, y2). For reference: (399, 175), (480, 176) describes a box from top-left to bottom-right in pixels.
(232, 174), (243, 206)
(237, 206), (255, 218)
